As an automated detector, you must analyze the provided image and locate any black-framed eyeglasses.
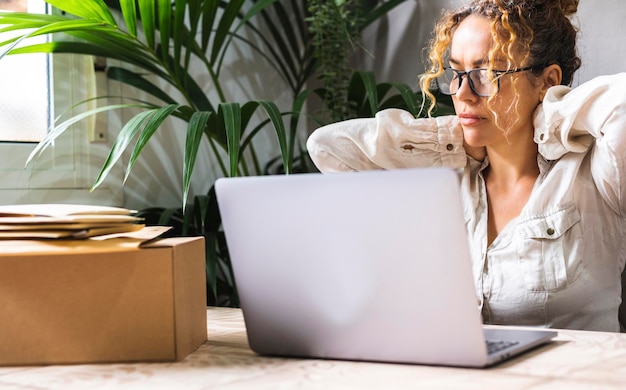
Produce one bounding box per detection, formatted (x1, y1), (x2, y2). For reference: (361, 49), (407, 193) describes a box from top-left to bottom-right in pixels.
(436, 66), (544, 97)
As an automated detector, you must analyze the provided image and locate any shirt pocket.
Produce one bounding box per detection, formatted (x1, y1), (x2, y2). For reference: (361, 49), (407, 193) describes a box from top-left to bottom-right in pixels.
(516, 204), (584, 292)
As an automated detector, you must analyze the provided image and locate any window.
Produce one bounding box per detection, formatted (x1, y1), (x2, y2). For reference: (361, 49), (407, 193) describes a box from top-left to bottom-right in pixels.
(0, 0), (49, 142)
(0, 0), (123, 206)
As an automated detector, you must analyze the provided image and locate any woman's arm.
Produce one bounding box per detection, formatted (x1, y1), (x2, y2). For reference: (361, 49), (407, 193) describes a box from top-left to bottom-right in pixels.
(534, 73), (626, 214)
(306, 108), (467, 173)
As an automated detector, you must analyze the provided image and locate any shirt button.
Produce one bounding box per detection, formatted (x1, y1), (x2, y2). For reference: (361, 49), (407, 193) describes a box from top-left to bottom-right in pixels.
(539, 133), (545, 141)
(546, 228), (555, 235)
(446, 143), (453, 151)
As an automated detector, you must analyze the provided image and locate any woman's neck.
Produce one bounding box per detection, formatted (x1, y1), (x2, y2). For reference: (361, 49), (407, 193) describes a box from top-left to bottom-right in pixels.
(483, 131), (540, 246)
(484, 132), (540, 185)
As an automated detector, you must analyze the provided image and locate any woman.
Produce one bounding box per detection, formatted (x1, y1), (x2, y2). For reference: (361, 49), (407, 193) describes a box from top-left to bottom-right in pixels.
(306, 0), (626, 332)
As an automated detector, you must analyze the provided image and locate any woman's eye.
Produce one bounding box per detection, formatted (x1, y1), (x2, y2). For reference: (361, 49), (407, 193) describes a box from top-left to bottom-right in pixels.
(477, 72), (491, 83)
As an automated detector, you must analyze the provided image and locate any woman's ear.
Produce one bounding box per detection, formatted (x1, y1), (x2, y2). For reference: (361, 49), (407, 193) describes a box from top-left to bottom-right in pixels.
(539, 64), (562, 101)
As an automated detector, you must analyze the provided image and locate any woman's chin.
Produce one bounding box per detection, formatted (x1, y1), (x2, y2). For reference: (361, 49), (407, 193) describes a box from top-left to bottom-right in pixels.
(462, 133), (487, 148)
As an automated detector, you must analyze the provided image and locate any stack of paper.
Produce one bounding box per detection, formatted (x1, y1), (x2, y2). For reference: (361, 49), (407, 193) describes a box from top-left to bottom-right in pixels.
(0, 204), (145, 239)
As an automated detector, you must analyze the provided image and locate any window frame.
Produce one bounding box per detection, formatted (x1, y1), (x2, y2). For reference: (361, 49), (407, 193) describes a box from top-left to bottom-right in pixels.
(0, 48), (123, 205)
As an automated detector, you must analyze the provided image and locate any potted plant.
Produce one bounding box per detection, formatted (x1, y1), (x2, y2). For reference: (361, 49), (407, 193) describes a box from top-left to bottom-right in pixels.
(0, 0), (452, 306)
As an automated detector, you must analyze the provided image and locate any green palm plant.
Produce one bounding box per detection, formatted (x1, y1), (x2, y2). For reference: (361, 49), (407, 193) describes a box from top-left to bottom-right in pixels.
(0, 0), (409, 209)
(0, 0), (299, 210)
(0, 0), (438, 306)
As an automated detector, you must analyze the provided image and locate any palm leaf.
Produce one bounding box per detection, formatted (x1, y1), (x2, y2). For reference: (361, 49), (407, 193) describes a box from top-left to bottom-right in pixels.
(252, 2), (302, 92)
(0, 12), (66, 25)
(200, 0), (219, 53)
(210, 0), (244, 64)
(343, 70), (380, 117)
(125, 104), (183, 182)
(0, 16), (66, 35)
(106, 66), (178, 105)
(391, 82), (420, 116)
(26, 103), (147, 167)
(183, 111), (212, 209)
(237, 100), (291, 174)
(288, 89), (312, 161)
(158, 0), (172, 65)
(219, 103), (242, 177)
(45, 0), (117, 25)
(92, 109), (156, 190)
(172, 0), (187, 79)
(0, 19), (114, 57)
(258, 101), (290, 174)
(138, 0), (156, 49)
(162, 53), (215, 111)
(119, 0), (138, 37)
(0, 13), (167, 78)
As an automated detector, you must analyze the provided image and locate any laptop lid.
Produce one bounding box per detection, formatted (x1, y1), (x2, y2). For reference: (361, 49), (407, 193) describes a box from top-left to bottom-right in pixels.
(215, 168), (556, 367)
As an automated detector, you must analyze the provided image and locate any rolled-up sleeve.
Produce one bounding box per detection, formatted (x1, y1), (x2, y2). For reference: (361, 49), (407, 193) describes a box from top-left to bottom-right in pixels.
(534, 73), (626, 214)
(306, 108), (466, 173)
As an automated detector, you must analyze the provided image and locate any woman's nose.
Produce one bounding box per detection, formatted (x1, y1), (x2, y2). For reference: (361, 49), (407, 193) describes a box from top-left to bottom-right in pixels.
(455, 75), (477, 101)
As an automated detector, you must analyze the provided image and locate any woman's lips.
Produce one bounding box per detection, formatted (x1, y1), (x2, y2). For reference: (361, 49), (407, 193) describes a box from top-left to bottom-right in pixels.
(458, 114), (483, 126)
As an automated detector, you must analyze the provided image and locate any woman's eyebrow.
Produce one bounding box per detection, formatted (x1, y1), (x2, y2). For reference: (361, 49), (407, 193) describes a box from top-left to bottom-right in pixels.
(448, 57), (490, 68)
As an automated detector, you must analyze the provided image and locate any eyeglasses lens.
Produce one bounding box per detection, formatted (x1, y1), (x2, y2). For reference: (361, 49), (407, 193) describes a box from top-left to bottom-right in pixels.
(437, 69), (496, 97)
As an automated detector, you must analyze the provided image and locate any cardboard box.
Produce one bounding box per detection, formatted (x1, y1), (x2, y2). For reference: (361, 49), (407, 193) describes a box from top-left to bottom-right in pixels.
(0, 235), (207, 366)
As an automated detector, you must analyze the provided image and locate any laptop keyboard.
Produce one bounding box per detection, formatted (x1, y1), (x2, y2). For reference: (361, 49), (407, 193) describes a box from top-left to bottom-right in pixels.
(486, 340), (520, 355)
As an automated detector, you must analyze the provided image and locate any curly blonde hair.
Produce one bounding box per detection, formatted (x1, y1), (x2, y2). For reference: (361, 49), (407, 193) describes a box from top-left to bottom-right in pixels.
(420, 0), (581, 128)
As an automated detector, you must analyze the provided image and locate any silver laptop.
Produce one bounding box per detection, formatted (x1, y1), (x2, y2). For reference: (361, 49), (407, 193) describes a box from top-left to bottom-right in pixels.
(215, 167), (557, 367)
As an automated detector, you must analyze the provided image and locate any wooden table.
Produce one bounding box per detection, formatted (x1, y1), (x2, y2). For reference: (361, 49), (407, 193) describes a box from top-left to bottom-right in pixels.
(1, 307), (626, 389)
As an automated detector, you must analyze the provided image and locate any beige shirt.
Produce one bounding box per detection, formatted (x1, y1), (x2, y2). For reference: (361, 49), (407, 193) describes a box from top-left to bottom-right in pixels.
(306, 73), (626, 332)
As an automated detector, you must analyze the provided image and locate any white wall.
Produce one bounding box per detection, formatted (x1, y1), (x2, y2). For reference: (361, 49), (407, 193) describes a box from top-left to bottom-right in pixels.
(353, 0), (460, 87)
(575, 0), (626, 85)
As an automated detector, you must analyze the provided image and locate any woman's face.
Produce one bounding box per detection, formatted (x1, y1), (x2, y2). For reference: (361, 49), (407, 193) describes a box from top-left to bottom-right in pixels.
(449, 15), (543, 149)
